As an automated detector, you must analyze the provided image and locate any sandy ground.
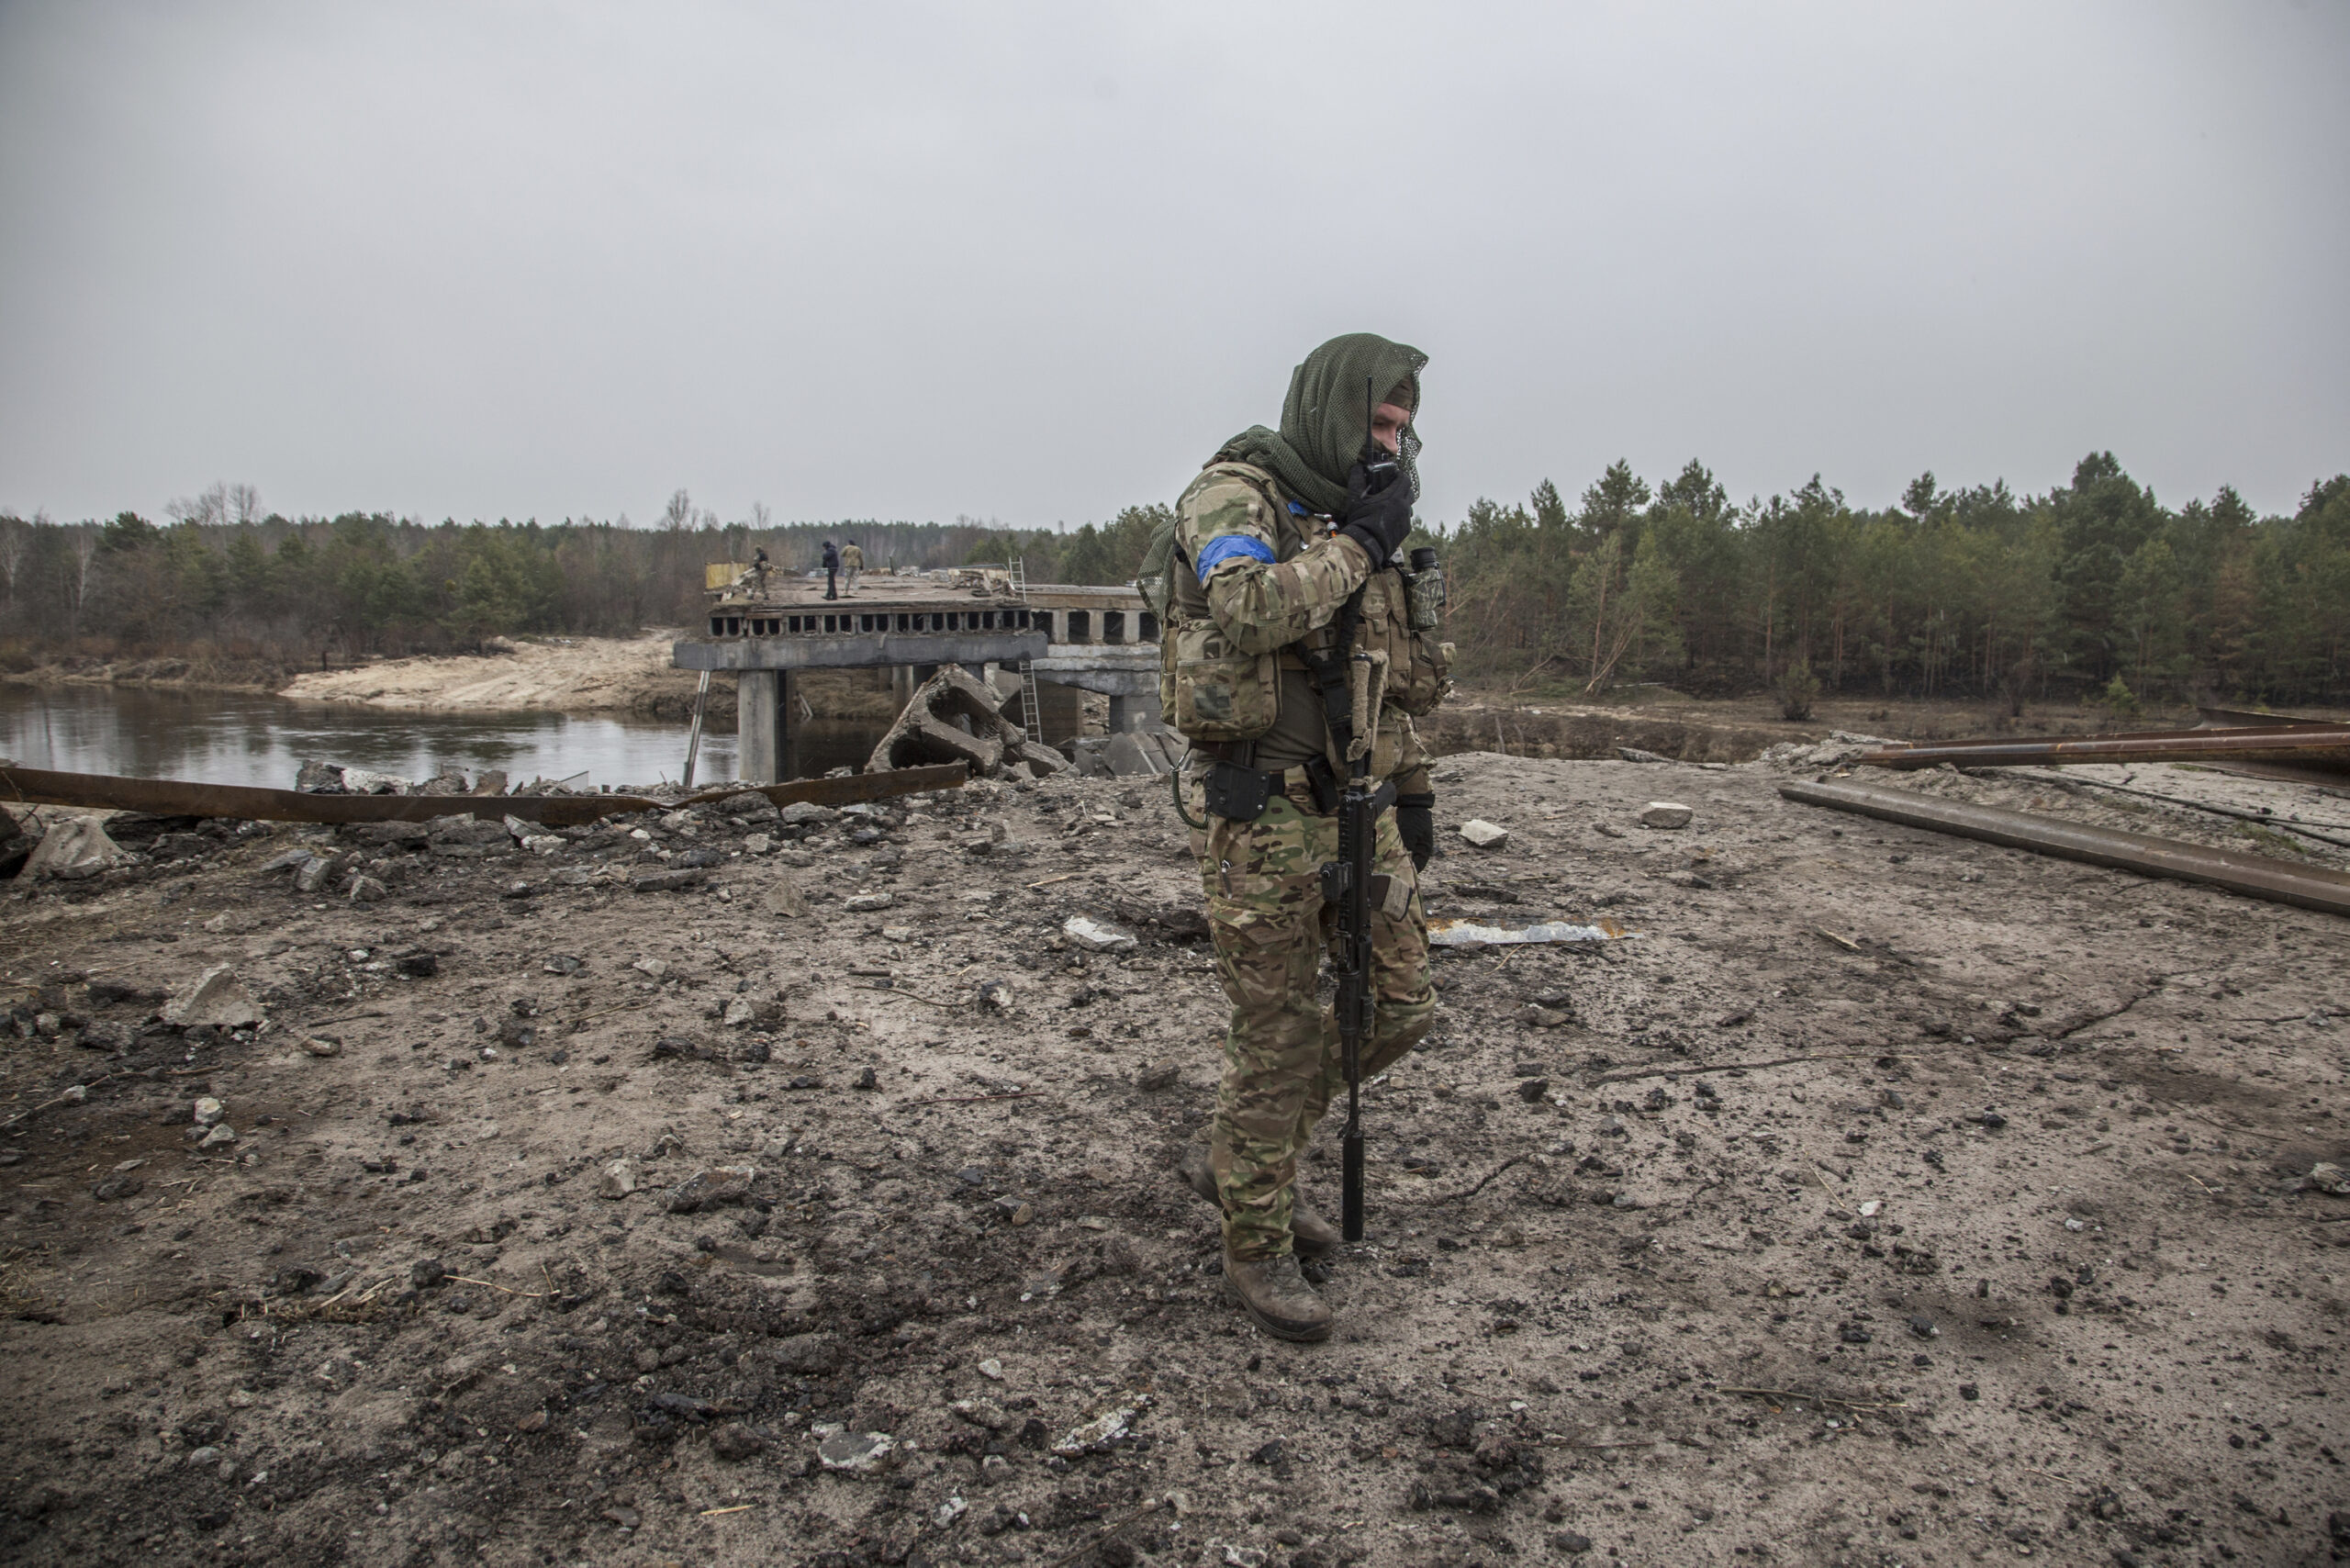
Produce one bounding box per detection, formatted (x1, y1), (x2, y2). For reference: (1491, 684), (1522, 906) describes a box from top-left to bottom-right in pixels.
(2, 751), (2347, 1568)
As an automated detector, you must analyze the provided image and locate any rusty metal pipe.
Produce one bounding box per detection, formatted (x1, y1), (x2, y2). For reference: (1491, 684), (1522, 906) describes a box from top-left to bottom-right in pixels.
(1855, 724), (2350, 774)
(1779, 778), (2350, 918)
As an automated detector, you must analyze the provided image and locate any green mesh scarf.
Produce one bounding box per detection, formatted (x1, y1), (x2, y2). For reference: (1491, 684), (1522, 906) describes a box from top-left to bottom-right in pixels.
(1214, 332), (1426, 519)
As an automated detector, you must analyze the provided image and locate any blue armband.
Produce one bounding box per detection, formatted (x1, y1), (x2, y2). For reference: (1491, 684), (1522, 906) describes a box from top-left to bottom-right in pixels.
(1194, 533), (1275, 582)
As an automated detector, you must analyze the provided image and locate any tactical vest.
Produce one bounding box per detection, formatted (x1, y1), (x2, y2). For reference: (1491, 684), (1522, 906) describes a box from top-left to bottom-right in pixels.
(1158, 462), (1449, 744)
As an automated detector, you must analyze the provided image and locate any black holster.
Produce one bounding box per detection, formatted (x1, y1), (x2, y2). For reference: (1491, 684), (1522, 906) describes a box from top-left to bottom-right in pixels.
(1203, 760), (1275, 823)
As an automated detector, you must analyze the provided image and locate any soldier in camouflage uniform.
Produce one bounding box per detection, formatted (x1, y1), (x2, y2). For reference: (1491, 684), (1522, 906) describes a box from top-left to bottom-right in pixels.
(1163, 333), (1448, 1342)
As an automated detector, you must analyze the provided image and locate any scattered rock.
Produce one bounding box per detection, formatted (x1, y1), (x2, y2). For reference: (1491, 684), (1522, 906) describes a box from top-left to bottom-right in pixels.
(1458, 820), (1509, 850)
(1136, 1058), (1181, 1092)
(951, 1397), (1012, 1432)
(1516, 1077), (1550, 1103)
(816, 1428), (896, 1474)
(599, 1159), (640, 1199)
(75, 1020), (132, 1053)
(199, 1125), (238, 1149)
(1637, 801), (1694, 830)
(632, 869), (702, 893)
(1052, 1403), (1137, 1454)
(298, 1036), (341, 1058)
(662, 1165), (756, 1213)
(192, 1098), (226, 1126)
(709, 1422), (767, 1461)
(92, 1172), (144, 1202)
(768, 1332), (840, 1374)
(163, 966), (263, 1029)
(977, 980), (1015, 1014)
(2298, 1162), (2350, 1196)
(397, 949), (441, 979)
(845, 892), (896, 913)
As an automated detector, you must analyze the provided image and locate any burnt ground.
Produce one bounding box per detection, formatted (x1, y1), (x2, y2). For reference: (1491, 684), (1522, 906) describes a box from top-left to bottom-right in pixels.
(1, 750), (2346, 1568)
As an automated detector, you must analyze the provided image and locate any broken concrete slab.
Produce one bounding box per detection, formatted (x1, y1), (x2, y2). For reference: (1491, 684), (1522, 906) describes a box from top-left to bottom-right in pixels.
(1638, 801), (1694, 829)
(868, 666), (1025, 778)
(163, 966), (263, 1029)
(22, 816), (134, 880)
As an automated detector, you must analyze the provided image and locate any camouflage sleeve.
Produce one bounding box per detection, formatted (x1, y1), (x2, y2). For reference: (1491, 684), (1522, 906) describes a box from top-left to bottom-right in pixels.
(1177, 473), (1372, 656)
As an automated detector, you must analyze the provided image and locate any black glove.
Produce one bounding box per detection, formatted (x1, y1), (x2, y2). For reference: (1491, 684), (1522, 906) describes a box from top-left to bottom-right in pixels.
(1339, 457), (1415, 566)
(1395, 792), (1437, 871)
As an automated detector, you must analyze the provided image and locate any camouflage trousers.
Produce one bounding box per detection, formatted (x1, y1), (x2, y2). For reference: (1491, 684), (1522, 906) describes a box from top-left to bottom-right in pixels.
(1194, 785), (1436, 1260)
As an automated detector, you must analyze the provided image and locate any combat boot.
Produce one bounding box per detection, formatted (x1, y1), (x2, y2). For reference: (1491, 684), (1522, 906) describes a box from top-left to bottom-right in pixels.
(1178, 1140), (1337, 1259)
(1224, 1249), (1333, 1343)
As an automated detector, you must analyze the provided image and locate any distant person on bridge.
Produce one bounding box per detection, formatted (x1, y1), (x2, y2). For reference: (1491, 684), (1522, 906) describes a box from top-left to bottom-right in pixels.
(821, 540), (840, 600)
(841, 542), (865, 597)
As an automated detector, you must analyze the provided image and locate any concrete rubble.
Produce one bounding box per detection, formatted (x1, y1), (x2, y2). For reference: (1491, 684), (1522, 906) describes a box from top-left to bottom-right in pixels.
(866, 665), (1069, 780)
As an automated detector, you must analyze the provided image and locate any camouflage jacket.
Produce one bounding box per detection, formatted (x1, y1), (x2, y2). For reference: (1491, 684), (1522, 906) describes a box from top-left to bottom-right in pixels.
(1171, 461), (1432, 791)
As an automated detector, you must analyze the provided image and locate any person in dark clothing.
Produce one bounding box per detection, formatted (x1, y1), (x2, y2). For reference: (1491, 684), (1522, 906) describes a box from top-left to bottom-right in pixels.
(822, 540), (840, 600)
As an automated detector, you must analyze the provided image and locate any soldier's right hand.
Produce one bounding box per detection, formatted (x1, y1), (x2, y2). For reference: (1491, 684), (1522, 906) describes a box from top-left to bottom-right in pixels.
(1339, 459), (1415, 566)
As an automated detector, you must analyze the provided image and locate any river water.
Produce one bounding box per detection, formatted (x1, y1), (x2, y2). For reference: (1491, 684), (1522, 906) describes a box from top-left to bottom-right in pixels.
(0, 686), (892, 791)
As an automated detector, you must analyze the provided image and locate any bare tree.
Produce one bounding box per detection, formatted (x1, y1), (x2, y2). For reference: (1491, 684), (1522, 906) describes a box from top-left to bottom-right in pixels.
(662, 489), (692, 532)
(166, 482), (231, 528)
(0, 513), (26, 610)
(67, 521), (101, 633)
(229, 482), (261, 527)
(750, 501), (772, 534)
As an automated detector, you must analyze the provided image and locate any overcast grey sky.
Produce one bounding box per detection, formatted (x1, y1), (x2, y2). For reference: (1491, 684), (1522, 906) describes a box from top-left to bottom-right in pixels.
(2, 1), (2344, 531)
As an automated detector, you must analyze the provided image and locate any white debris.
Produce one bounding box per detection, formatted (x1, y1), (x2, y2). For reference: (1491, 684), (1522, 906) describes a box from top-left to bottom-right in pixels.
(1458, 819), (1510, 849)
(1427, 919), (1634, 947)
(1638, 801), (1694, 829)
(1063, 916), (1138, 952)
(339, 768), (411, 795)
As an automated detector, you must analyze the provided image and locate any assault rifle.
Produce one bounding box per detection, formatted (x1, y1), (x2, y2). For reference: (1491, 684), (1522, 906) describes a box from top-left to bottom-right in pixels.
(1320, 376), (1404, 1243)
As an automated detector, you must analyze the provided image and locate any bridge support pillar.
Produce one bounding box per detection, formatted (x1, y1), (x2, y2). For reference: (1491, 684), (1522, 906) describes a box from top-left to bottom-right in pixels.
(736, 670), (795, 784)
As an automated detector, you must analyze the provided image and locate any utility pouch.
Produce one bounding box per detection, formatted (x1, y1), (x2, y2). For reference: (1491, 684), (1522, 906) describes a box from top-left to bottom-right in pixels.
(1166, 618), (1280, 741)
(1203, 760), (1274, 823)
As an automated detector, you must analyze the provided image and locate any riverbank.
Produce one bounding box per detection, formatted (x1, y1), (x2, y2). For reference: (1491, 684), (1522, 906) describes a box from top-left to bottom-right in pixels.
(3, 747), (2344, 1564)
(277, 633), (718, 720)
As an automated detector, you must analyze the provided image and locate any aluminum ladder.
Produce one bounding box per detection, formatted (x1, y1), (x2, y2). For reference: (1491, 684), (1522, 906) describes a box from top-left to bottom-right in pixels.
(1007, 557), (1044, 737)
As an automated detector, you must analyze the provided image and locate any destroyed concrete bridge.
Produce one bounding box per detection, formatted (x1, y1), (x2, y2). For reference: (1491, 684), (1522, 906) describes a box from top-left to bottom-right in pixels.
(672, 571), (1160, 783)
